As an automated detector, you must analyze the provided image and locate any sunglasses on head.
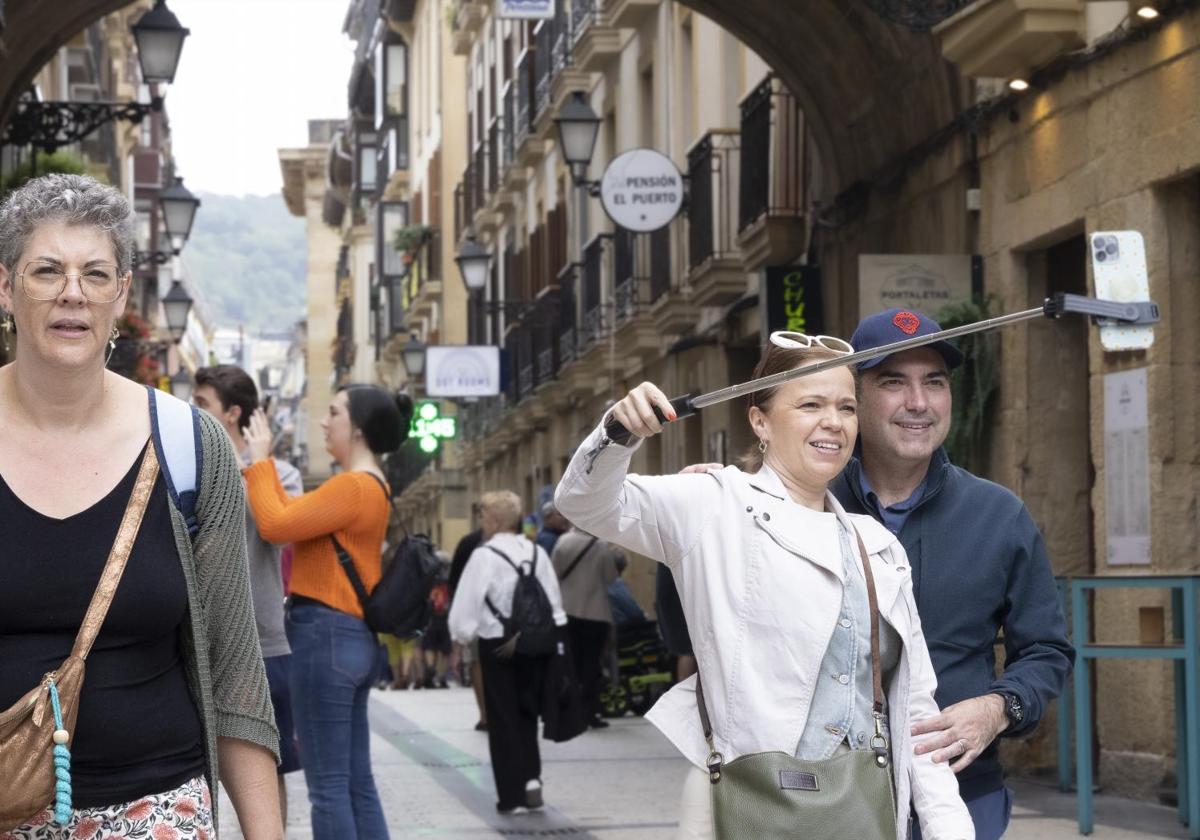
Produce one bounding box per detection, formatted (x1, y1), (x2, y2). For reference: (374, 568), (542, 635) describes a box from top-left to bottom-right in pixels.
(768, 331), (854, 355)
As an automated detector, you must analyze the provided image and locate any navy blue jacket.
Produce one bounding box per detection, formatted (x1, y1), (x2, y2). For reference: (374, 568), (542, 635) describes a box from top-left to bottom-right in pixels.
(831, 449), (1074, 801)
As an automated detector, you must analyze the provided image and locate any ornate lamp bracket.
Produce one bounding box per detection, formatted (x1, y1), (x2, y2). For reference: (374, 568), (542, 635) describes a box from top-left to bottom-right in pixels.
(2, 97), (164, 154)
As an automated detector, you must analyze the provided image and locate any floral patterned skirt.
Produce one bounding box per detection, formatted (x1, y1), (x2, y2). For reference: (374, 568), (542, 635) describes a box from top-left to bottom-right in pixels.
(1, 776), (212, 840)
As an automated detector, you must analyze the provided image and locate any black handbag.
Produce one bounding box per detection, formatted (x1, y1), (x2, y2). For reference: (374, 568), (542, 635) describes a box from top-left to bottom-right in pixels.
(331, 474), (440, 638)
(697, 527), (897, 839)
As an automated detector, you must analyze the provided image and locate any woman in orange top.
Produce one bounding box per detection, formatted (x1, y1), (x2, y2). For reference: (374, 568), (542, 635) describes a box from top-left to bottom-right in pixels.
(242, 384), (413, 840)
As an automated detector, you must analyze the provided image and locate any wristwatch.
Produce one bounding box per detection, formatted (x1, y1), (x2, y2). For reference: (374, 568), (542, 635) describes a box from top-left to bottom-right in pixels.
(996, 691), (1025, 729)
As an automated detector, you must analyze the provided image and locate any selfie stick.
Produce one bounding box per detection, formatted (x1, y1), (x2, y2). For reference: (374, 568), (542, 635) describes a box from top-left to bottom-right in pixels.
(604, 293), (1161, 446)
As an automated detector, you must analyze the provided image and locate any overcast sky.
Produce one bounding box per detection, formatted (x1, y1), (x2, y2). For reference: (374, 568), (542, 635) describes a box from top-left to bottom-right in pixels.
(167, 0), (354, 197)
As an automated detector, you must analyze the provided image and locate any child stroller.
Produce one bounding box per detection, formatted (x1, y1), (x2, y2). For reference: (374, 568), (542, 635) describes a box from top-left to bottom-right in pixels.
(599, 619), (675, 717)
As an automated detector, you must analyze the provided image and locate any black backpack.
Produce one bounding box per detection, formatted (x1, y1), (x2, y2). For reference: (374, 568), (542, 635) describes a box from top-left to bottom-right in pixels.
(485, 543), (558, 658)
(330, 474), (440, 639)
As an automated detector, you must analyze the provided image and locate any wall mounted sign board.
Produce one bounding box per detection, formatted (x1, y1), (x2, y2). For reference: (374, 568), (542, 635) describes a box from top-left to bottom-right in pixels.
(1103, 367), (1151, 566)
(426, 345), (501, 397)
(497, 0), (554, 19)
(858, 254), (977, 321)
(600, 148), (685, 233)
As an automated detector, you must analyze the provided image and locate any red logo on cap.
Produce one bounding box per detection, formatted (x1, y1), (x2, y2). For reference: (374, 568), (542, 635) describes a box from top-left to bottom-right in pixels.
(893, 312), (921, 335)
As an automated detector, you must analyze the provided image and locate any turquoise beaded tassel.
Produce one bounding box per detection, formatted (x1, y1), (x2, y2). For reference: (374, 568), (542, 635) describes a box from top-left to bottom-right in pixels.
(48, 680), (72, 825)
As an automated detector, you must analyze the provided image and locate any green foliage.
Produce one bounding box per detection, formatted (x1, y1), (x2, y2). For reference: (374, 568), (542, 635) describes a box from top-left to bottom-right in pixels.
(393, 224), (432, 255)
(183, 193), (307, 332)
(0, 152), (89, 196)
(937, 297), (1000, 475)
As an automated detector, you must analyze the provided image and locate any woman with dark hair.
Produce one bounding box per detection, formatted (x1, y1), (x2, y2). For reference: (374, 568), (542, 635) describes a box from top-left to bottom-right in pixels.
(242, 384), (414, 840)
(555, 335), (973, 840)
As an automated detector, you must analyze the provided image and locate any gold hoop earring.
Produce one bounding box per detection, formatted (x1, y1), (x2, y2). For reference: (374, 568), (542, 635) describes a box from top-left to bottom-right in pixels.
(758, 439), (768, 454)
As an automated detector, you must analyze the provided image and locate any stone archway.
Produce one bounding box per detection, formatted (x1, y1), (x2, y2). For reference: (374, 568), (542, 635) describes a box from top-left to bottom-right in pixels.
(4, 1), (964, 202)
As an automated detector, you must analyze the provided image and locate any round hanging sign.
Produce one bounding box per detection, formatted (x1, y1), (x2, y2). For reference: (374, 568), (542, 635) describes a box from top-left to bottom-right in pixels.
(599, 148), (685, 233)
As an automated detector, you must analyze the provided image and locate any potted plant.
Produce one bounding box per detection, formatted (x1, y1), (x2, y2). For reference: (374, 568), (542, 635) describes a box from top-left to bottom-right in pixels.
(393, 224), (432, 261)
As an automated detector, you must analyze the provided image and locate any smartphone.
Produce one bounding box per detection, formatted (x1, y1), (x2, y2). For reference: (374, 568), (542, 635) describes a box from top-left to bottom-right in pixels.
(1089, 231), (1155, 351)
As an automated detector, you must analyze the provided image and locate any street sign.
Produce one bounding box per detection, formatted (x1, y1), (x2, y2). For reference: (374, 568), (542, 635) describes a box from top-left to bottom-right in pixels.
(599, 148), (685, 233)
(426, 345), (501, 397)
(496, 0), (554, 20)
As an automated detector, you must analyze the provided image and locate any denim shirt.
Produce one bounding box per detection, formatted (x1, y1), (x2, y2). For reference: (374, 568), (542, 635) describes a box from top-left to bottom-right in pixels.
(796, 522), (901, 760)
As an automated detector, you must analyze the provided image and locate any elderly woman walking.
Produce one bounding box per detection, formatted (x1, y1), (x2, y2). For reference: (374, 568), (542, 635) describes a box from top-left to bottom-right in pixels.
(0, 174), (281, 839)
(555, 334), (974, 840)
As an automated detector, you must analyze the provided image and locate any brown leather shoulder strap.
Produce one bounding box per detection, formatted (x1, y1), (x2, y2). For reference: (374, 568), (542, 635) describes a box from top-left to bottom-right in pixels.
(852, 527), (885, 716)
(71, 443), (161, 660)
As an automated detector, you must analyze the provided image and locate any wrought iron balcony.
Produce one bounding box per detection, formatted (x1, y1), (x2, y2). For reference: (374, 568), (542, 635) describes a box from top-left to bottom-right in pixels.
(686, 130), (747, 307)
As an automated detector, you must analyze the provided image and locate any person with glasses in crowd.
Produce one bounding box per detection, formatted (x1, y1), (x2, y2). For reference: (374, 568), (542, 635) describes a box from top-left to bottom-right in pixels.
(554, 331), (973, 840)
(0, 174), (282, 838)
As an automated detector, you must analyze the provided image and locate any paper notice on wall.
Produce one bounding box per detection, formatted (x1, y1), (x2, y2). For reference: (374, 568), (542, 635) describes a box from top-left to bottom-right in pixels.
(1104, 368), (1151, 566)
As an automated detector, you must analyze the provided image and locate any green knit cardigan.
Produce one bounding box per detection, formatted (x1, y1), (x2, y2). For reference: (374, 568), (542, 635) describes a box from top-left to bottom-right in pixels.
(169, 411), (280, 821)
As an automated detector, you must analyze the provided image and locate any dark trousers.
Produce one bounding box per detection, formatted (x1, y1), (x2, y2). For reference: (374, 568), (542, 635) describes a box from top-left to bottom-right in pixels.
(568, 616), (609, 718)
(479, 637), (546, 810)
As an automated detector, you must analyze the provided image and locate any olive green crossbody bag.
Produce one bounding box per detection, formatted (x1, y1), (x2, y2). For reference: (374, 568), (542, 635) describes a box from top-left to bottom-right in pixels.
(697, 528), (897, 839)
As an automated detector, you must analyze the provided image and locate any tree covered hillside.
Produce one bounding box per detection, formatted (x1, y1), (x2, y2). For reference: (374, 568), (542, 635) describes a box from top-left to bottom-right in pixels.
(184, 192), (307, 332)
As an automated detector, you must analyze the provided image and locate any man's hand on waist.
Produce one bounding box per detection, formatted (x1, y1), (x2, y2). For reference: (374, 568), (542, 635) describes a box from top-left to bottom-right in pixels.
(911, 693), (1008, 773)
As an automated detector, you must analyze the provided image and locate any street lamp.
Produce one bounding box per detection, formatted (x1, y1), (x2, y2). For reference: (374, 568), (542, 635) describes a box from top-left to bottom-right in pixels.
(455, 232), (493, 293)
(169, 368), (194, 402)
(161, 280), (193, 341)
(554, 91), (602, 183)
(159, 177), (201, 247)
(131, 0), (191, 86)
(401, 333), (427, 379)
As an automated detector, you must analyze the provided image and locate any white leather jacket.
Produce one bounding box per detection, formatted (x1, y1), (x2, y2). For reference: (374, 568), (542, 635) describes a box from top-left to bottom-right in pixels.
(555, 421), (974, 840)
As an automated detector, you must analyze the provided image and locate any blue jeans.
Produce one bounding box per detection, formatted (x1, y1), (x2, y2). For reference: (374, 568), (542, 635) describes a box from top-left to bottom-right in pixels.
(287, 603), (389, 840)
(911, 787), (1012, 840)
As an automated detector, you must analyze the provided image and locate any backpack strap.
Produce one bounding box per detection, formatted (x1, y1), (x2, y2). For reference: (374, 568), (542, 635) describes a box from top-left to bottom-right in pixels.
(330, 534), (372, 608)
(486, 544), (521, 574)
(559, 535), (599, 583)
(147, 386), (202, 538)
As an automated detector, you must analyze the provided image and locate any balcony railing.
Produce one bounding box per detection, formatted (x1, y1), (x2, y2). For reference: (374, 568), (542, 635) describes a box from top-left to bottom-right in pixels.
(536, 347), (555, 386)
(687, 131), (741, 271)
(572, 0), (597, 45)
(501, 86), (515, 173)
(579, 234), (610, 348)
(518, 362), (535, 398)
(613, 226), (671, 323)
(557, 262), (578, 368)
(739, 75), (806, 232)
(515, 49), (535, 150)
(533, 1), (571, 123)
(472, 145), (486, 217)
(453, 181), (466, 243)
(487, 117), (501, 197)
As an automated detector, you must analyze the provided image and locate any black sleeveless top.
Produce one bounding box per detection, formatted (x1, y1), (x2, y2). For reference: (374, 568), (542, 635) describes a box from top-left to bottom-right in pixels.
(0, 444), (205, 807)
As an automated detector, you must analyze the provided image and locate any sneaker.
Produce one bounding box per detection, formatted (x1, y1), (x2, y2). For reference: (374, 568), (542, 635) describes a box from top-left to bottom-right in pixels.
(497, 805), (528, 816)
(525, 779), (544, 811)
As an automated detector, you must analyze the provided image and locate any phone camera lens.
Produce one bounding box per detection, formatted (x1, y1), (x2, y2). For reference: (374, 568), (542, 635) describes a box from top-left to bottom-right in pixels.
(1105, 242), (1118, 256)
(1096, 251), (1107, 262)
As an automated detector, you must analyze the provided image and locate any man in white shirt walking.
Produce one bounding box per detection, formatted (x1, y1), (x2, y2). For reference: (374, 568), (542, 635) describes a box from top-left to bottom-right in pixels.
(449, 490), (568, 815)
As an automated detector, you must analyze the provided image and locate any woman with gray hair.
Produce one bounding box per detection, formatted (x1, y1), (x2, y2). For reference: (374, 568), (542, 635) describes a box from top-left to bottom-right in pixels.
(0, 174), (282, 839)
(449, 490), (568, 815)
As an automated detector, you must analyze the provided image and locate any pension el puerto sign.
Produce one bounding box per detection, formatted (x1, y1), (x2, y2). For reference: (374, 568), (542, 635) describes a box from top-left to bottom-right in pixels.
(600, 148), (685, 233)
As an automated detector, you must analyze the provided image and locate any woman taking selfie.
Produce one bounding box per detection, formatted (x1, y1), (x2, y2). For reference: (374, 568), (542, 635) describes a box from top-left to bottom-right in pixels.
(242, 385), (412, 840)
(555, 333), (973, 840)
(0, 174), (281, 838)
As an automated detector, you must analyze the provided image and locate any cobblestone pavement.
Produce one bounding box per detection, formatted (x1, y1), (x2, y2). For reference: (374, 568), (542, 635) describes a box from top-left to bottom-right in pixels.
(219, 686), (1190, 839)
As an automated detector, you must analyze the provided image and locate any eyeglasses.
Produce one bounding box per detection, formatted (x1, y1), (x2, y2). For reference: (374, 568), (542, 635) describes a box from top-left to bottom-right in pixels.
(768, 331), (854, 355)
(17, 260), (127, 304)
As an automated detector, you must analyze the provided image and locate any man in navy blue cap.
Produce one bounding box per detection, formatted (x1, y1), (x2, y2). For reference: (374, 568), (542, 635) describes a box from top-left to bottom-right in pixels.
(830, 308), (1073, 840)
